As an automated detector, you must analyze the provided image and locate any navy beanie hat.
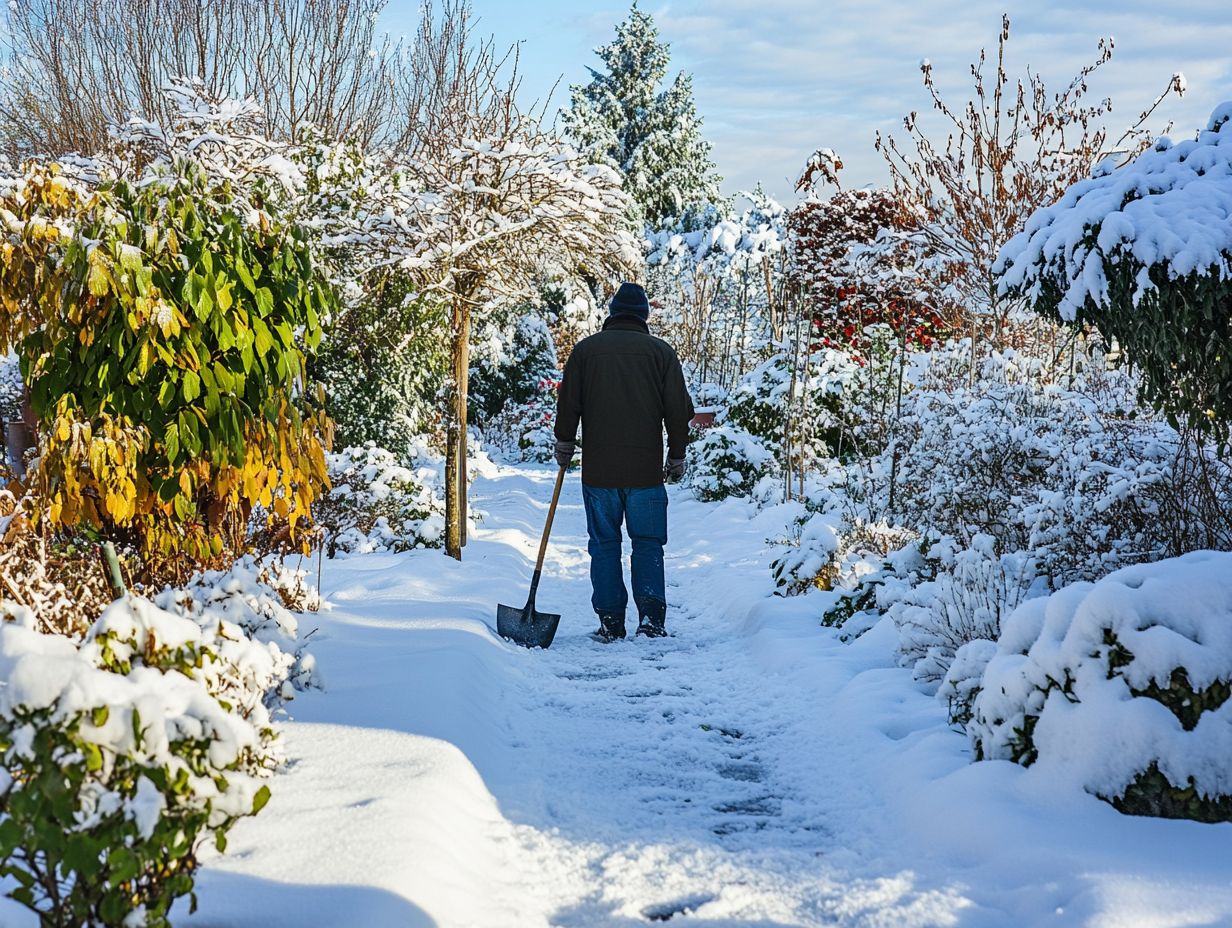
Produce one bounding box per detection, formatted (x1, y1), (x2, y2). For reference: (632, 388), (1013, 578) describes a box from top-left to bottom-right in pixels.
(609, 281), (650, 321)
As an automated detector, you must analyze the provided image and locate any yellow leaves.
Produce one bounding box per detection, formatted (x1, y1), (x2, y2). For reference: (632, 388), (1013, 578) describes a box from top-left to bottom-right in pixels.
(87, 253), (111, 297)
(34, 404), (148, 533)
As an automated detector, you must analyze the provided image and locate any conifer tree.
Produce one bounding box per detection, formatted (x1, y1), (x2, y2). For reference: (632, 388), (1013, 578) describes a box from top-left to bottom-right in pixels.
(565, 3), (723, 230)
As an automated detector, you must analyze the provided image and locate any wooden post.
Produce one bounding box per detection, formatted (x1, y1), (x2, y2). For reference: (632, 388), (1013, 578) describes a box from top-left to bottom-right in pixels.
(99, 542), (126, 599)
(460, 426), (469, 548)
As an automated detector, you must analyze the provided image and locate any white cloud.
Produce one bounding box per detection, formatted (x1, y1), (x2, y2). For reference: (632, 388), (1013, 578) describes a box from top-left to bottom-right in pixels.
(436, 1), (1232, 202)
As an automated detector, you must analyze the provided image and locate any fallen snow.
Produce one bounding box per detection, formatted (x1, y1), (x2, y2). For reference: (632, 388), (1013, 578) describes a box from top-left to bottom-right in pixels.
(110, 459), (1232, 928)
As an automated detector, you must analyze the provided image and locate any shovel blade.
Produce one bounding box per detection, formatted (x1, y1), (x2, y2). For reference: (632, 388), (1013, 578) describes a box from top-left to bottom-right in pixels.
(497, 601), (561, 649)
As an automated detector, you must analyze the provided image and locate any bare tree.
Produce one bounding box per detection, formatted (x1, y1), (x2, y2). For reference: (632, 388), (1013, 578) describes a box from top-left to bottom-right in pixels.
(0, 0), (407, 157)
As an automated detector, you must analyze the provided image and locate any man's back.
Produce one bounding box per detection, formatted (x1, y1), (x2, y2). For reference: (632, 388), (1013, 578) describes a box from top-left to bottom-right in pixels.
(555, 315), (694, 488)
(553, 282), (692, 640)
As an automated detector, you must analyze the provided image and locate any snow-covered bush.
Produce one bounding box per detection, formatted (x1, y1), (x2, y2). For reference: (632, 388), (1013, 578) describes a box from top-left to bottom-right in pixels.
(892, 536), (1048, 688)
(689, 381), (729, 412)
(820, 532), (942, 632)
(970, 551), (1232, 822)
(153, 556), (323, 702)
(727, 349), (862, 464)
(483, 376), (561, 465)
(867, 345), (1231, 587)
(997, 99), (1232, 446)
(816, 530), (1046, 683)
(469, 311), (559, 423)
(770, 511), (841, 595)
(684, 425), (776, 502)
(938, 638), (999, 726)
(315, 442), (446, 556)
(771, 515), (908, 597)
(813, 340), (1232, 688)
(87, 597), (283, 748)
(0, 604), (275, 926)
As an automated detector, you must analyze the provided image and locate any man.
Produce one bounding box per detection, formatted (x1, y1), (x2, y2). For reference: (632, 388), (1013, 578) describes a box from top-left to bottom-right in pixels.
(554, 282), (695, 641)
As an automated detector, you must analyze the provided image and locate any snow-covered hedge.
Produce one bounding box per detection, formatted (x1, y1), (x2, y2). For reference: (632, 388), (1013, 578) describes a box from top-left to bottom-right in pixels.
(868, 349), (1193, 584)
(790, 339), (1231, 690)
(816, 532), (1048, 683)
(154, 556), (323, 703)
(684, 424), (776, 502)
(0, 600), (276, 926)
(482, 376), (560, 465)
(316, 442), (446, 555)
(938, 638), (999, 726)
(969, 551), (1232, 822)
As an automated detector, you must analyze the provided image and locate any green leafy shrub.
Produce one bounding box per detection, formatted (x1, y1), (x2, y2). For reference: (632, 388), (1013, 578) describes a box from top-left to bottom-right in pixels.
(0, 162), (334, 577)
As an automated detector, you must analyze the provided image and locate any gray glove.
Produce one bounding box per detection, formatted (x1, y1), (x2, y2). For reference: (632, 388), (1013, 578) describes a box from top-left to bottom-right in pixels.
(664, 457), (686, 483)
(555, 440), (576, 468)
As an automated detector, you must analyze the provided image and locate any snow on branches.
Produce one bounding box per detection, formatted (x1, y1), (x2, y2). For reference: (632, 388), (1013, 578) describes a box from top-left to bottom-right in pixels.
(646, 190), (790, 385)
(996, 101), (1232, 318)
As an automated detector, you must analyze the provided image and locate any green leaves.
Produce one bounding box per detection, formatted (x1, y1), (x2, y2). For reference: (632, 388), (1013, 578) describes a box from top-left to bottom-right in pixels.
(182, 370), (201, 403)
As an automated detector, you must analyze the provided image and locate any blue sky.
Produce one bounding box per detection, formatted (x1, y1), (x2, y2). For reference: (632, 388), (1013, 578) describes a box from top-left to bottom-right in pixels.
(382, 1), (1231, 204)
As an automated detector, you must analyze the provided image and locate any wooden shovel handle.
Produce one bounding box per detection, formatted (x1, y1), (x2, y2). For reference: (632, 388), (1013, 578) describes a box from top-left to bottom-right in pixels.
(535, 465), (567, 573)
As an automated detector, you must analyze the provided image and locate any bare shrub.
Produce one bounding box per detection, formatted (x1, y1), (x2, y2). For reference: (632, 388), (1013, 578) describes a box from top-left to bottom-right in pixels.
(875, 14), (1184, 341)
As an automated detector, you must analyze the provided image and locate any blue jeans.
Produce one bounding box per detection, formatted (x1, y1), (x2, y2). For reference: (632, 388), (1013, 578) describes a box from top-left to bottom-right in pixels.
(581, 483), (668, 622)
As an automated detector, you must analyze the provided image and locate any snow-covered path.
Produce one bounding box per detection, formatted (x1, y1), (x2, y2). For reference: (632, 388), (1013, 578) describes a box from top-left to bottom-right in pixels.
(184, 459), (1232, 928)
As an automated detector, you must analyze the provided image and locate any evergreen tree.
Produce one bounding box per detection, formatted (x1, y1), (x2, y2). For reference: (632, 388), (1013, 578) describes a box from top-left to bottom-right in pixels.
(565, 3), (723, 230)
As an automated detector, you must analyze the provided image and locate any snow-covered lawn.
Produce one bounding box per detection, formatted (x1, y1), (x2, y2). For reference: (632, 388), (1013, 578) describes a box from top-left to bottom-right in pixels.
(174, 460), (1232, 927)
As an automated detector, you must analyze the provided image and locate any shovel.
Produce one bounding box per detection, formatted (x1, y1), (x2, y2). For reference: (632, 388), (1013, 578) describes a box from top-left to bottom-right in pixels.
(497, 464), (567, 648)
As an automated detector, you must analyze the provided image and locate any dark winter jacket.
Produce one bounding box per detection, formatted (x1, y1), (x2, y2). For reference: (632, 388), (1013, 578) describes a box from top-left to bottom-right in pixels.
(554, 315), (695, 488)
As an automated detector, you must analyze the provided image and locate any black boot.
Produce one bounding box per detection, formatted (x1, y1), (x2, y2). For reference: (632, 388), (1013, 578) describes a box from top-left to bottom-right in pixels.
(636, 602), (667, 638)
(592, 611), (627, 643)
